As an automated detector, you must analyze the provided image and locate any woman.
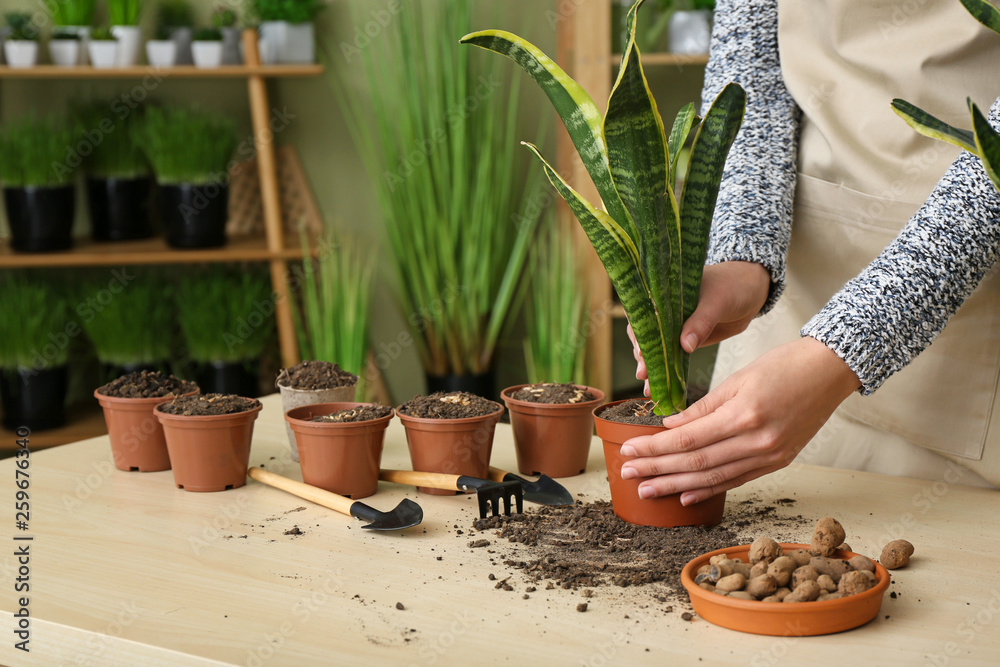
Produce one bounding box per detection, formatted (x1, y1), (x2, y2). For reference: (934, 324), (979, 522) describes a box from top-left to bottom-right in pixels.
(624, 0), (1000, 505)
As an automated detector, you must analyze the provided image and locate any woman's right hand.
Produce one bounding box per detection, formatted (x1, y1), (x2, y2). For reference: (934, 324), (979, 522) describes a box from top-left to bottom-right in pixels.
(627, 261), (772, 389)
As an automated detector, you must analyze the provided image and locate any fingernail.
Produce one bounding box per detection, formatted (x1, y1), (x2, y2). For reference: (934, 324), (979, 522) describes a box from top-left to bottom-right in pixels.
(638, 486), (655, 499)
(620, 444), (636, 457)
(680, 493), (696, 506)
(620, 465), (637, 480)
(684, 333), (698, 351)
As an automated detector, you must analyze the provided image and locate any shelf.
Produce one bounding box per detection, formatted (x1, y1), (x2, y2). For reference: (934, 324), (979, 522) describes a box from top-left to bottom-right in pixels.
(610, 52), (708, 66)
(0, 233), (311, 268)
(0, 64), (324, 79)
(0, 405), (107, 455)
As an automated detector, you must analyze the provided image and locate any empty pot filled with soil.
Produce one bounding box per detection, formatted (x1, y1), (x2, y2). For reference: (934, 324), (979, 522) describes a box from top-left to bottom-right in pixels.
(95, 370), (199, 472)
(396, 391), (504, 495)
(276, 361), (359, 462)
(595, 399), (726, 528)
(284, 402), (393, 499)
(155, 393), (262, 492)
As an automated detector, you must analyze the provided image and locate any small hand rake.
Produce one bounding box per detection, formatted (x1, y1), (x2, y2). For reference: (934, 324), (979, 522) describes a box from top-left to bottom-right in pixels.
(378, 469), (524, 519)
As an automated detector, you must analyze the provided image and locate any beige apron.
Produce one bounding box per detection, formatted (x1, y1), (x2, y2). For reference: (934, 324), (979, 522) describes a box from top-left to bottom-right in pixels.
(710, 0), (1000, 486)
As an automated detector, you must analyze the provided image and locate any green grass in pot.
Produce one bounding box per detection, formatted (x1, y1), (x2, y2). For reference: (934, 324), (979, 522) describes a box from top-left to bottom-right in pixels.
(891, 0), (1000, 194)
(48, 0), (96, 27)
(4, 13), (38, 41)
(250, 0), (324, 24)
(107, 0), (144, 26)
(175, 266), (274, 364)
(79, 272), (173, 367)
(462, 0), (746, 415)
(0, 273), (70, 370)
(193, 28), (223, 42)
(73, 104), (150, 180)
(132, 106), (237, 185)
(89, 26), (116, 41)
(0, 117), (76, 187)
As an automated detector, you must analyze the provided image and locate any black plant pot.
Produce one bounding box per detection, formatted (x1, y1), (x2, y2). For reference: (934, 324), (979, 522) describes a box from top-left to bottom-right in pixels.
(159, 182), (229, 249)
(4, 185), (75, 252)
(99, 360), (170, 385)
(425, 368), (496, 400)
(192, 360), (260, 398)
(87, 177), (153, 242)
(0, 366), (69, 432)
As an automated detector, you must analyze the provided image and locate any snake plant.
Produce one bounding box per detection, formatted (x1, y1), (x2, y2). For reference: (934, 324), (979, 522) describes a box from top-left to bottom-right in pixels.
(461, 0), (744, 415)
(891, 0), (1000, 193)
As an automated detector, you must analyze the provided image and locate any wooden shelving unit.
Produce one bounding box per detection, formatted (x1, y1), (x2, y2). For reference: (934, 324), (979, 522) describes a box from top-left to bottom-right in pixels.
(0, 31), (325, 446)
(558, 0), (709, 399)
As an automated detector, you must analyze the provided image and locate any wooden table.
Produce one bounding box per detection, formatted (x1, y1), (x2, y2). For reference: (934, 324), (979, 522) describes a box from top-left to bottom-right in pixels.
(1, 393), (999, 666)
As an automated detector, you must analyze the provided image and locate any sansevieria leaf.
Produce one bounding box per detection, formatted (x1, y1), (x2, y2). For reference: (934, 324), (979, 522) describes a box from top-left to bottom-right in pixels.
(960, 0), (1000, 35)
(668, 103), (697, 185)
(971, 100), (1000, 193)
(891, 99), (977, 153)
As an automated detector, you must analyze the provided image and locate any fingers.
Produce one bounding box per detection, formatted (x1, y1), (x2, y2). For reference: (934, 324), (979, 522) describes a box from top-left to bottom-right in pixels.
(627, 323), (649, 381)
(677, 461), (789, 506)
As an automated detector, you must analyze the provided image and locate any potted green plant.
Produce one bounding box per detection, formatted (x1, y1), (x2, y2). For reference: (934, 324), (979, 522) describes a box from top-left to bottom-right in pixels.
(891, 0), (1000, 195)
(79, 272), (173, 381)
(48, 28), (82, 67)
(176, 266), (273, 397)
(157, 0), (194, 65)
(74, 103), (153, 242)
(87, 26), (118, 69)
(338, 0), (543, 398)
(0, 117), (76, 252)
(191, 27), (223, 68)
(108, 0), (144, 67)
(3, 13), (39, 68)
(146, 14), (177, 67)
(133, 105), (238, 248)
(251, 0), (324, 64)
(463, 0), (745, 526)
(212, 5), (242, 65)
(47, 0), (95, 65)
(0, 274), (70, 431)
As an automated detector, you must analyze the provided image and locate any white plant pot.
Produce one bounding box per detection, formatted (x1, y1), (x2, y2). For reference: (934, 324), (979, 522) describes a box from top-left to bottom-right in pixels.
(191, 41), (224, 68)
(56, 25), (90, 64)
(145, 40), (177, 68)
(258, 21), (315, 64)
(668, 10), (712, 55)
(88, 41), (118, 69)
(3, 41), (39, 68)
(48, 39), (81, 67)
(111, 26), (142, 66)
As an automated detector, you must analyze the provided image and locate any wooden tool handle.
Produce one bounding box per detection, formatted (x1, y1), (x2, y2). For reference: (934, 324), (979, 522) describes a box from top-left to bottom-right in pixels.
(247, 467), (354, 517)
(379, 469), (461, 491)
(487, 466), (509, 483)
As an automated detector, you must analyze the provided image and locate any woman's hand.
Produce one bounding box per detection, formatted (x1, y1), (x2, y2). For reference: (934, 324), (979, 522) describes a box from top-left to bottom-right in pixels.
(619, 337), (862, 505)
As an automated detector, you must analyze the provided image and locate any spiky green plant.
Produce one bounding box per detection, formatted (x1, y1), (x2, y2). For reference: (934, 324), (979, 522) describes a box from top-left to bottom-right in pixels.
(332, 0), (544, 377)
(0, 274), (70, 370)
(107, 0), (144, 26)
(73, 103), (150, 179)
(48, 0), (96, 27)
(462, 0), (745, 415)
(176, 266), (274, 362)
(132, 106), (237, 185)
(891, 0), (1000, 194)
(0, 117), (76, 187)
(291, 234), (374, 386)
(524, 219), (590, 384)
(80, 273), (173, 366)
(5, 13), (38, 40)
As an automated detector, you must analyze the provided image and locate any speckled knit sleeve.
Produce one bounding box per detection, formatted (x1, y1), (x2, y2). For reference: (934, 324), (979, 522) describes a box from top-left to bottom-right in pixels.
(801, 98), (1000, 395)
(701, 0), (800, 312)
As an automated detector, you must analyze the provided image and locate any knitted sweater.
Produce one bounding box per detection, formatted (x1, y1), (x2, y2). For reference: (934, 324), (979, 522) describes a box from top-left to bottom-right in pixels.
(701, 0), (1000, 395)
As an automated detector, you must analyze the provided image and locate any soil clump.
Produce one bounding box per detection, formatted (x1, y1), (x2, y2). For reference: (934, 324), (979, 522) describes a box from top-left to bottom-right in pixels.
(277, 361), (358, 390)
(157, 394), (260, 416)
(97, 370), (197, 399)
(397, 391), (501, 419)
(509, 383), (596, 404)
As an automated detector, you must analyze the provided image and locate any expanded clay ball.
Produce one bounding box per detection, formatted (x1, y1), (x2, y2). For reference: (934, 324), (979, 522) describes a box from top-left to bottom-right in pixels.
(838, 570), (877, 596)
(784, 580), (822, 603)
(880, 540), (915, 570)
(811, 517), (846, 557)
(786, 549), (813, 567)
(748, 536), (782, 565)
(848, 554), (876, 573)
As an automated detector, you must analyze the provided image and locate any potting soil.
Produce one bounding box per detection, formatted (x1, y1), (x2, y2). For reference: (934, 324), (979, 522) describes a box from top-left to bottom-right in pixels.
(397, 392), (501, 419)
(600, 399), (669, 426)
(157, 393), (260, 416)
(312, 405), (392, 423)
(510, 383), (596, 404)
(97, 370), (197, 399)
(277, 360), (358, 390)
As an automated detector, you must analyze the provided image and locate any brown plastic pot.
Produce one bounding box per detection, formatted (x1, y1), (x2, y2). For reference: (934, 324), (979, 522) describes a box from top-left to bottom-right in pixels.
(277, 379), (358, 462)
(594, 399), (725, 528)
(501, 384), (606, 478)
(155, 401), (262, 492)
(397, 403), (504, 495)
(681, 543), (891, 635)
(284, 402), (392, 499)
(95, 387), (199, 472)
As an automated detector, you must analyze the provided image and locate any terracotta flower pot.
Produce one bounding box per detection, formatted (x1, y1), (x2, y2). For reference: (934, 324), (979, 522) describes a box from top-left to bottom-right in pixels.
(94, 387), (199, 472)
(594, 399), (725, 528)
(277, 379), (358, 462)
(155, 401), (262, 492)
(501, 384), (606, 478)
(284, 402), (392, 499)
(397, 404), (504, 496)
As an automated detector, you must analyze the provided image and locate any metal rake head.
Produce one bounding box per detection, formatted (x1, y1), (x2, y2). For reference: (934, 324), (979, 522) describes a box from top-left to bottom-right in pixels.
(476, 480), (524, 518)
